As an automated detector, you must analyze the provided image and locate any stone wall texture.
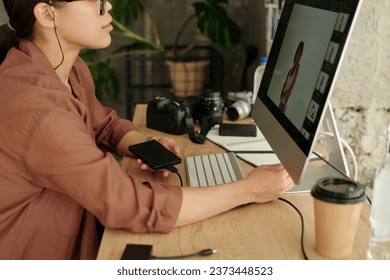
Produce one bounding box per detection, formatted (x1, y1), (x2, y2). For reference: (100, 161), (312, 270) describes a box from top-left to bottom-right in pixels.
(331, 0), (390, 187)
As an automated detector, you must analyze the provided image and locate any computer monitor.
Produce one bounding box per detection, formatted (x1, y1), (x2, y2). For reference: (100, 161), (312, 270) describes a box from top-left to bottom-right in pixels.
(251, 0), (362, 185)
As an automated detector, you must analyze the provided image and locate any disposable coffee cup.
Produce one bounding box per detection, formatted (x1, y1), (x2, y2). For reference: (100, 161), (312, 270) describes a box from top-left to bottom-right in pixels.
(311, 177), (366, 259)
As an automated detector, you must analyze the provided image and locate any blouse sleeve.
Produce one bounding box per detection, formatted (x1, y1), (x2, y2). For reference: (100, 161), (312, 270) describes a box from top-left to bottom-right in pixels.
(23, 108), (182, 233)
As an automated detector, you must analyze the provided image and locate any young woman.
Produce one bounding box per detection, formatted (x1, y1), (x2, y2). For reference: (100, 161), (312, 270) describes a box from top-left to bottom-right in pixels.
(0, 0), (294, 260)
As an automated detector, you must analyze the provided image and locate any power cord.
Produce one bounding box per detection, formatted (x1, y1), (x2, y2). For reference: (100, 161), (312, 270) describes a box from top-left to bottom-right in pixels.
(277, 197), (309, 260)
(166, 165), (183, 187)
(318, 131), (359, 181)
(150, 249), (217, 260)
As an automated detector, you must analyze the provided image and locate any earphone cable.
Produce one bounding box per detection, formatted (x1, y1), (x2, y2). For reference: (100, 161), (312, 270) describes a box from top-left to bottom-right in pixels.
(51, 6), (65, 70)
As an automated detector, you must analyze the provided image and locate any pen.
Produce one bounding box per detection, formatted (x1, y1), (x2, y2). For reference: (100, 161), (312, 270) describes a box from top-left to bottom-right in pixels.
(233, 150), (274, 154)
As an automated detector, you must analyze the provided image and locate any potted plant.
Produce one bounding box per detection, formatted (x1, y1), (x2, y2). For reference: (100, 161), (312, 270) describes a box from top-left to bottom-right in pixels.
(164, 0), (241, 97)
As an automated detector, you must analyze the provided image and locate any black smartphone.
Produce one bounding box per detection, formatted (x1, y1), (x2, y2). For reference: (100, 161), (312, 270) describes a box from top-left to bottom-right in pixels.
(128, 140), (182, 170)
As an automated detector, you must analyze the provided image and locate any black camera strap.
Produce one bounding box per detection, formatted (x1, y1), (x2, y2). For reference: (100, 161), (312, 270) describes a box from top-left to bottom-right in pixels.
(183, 106), (206, 144)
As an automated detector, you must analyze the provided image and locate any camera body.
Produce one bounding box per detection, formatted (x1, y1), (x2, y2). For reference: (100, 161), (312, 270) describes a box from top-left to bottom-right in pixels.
(146, 96), (188, 135)
(147, 91), (225, 136)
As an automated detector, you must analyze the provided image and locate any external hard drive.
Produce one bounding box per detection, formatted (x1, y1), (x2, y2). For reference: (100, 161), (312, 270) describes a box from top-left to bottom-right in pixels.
(219, 123), (257, 137)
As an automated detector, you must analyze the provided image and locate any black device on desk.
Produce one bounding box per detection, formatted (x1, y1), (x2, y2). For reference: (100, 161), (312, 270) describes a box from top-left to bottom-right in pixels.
(219, 123), (257, 137)
(128, 140), (181, 170)
(121, 244), (153, 260)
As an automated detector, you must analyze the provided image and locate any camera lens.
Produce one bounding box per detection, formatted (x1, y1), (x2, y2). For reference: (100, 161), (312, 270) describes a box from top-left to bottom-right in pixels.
(199, 90), (224, 115)
(203, 90), (221, 99)
(227, 100), (251, 121)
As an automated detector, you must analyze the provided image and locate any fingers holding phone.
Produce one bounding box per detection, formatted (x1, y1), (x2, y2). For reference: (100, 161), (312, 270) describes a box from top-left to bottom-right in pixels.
(129, 139), (182, 177)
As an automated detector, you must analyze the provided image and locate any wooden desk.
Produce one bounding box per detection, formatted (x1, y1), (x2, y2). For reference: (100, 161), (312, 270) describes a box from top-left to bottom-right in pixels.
(97, 104), (371, 260)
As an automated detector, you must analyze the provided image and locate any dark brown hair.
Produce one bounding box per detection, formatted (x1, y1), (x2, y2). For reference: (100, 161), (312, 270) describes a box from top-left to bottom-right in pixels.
(0, 0), (42, 64)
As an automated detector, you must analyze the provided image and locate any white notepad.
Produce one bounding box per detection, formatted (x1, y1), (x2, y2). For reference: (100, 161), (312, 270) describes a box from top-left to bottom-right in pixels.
(206, 124), (319, 166)
(235, 152), (282, 166)
(206, 125), (281, 166)
(206, 125), (273, 152)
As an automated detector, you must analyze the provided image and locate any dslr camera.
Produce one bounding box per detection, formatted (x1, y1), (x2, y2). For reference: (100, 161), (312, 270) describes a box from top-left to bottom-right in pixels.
(147, 90), (225, 144)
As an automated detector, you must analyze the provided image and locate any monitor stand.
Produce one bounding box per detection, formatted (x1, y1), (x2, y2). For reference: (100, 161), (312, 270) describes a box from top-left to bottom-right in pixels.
(287, 103), (349, 193)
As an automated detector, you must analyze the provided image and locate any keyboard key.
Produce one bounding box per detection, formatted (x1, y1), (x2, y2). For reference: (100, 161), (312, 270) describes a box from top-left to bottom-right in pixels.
(201, 155), (215, 186)
(218, 153), (232, 183)
(186, 156), (198, 187)
(209, 154), (224, 185)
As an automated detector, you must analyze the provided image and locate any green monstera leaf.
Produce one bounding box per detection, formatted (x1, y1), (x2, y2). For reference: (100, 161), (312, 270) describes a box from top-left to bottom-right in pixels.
(193, 0), (241, 48)
(110, 0), (145, 23)
(173, 0), (241, 56)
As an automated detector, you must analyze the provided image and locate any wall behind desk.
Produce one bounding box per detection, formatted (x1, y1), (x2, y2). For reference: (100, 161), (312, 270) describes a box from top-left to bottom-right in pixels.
(330, 0), (390, 188)
(0, 1), (8, 25)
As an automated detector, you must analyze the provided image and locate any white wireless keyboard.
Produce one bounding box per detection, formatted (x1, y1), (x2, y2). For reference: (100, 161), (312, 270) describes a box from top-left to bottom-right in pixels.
(185, 152), (244, 187)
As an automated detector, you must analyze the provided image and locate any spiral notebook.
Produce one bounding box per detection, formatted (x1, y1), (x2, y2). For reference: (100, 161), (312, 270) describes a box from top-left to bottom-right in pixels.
(206, 125), (282, 166)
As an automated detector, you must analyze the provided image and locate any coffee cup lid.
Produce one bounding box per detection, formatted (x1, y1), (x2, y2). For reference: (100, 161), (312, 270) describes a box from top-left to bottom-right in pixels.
(311, 177), (366, 204)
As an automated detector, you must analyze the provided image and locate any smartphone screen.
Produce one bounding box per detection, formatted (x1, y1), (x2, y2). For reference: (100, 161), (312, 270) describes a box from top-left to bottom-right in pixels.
(128, 140), (182, 170)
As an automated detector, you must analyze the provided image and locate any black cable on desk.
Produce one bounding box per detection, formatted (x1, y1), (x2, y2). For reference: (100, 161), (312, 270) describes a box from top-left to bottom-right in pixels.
(277, 197), (309, 260)
(150, 249), (217, 260)
(166, 165), (183, 187)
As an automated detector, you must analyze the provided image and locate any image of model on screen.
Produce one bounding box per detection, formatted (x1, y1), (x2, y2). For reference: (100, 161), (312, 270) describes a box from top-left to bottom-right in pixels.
(279, 41), (304, 112)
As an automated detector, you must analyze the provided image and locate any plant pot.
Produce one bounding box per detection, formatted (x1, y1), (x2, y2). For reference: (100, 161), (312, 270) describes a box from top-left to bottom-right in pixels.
(166, 59), (210, 97)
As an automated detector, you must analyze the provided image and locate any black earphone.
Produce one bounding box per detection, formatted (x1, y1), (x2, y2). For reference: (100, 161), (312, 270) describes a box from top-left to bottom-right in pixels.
(47, 2), (65, 70)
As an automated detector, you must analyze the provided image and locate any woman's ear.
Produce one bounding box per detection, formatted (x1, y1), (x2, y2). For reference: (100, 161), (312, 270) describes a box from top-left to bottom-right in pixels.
(34, 3), (55, 28)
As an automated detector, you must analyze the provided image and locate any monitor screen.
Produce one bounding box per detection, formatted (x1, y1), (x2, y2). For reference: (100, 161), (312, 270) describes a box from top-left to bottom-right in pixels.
(251, 0), (362, 184)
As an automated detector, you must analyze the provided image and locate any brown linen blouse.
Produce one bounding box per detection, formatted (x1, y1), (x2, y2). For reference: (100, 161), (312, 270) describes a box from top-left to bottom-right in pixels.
(0, 41), (182, 260)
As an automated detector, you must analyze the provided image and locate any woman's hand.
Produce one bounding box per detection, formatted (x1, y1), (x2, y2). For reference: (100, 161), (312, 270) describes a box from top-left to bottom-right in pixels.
(137, 137), (181, 177)
(243, 164), (295, 203)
